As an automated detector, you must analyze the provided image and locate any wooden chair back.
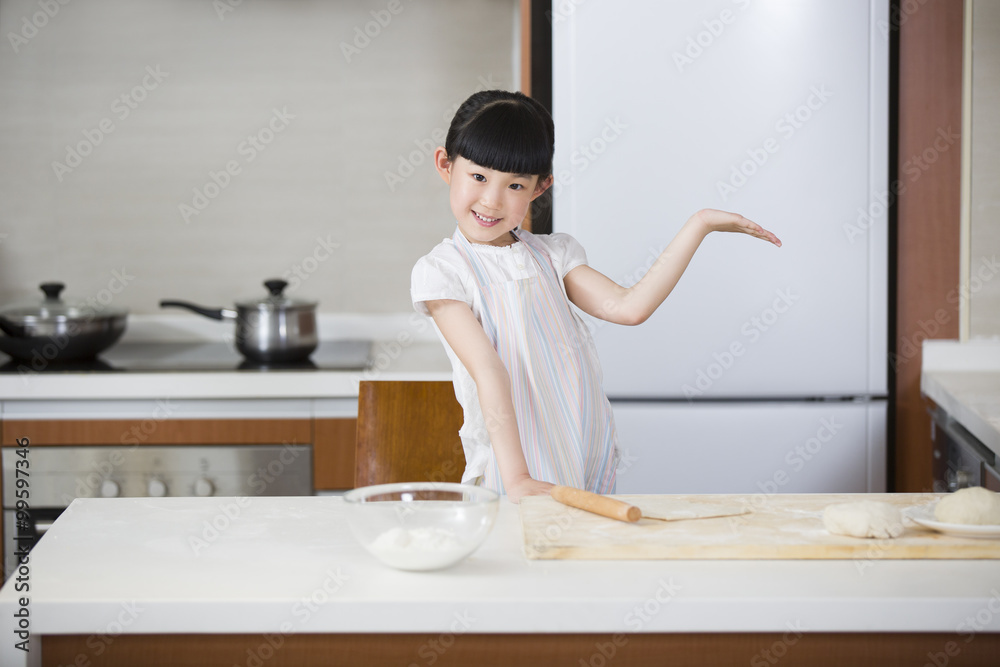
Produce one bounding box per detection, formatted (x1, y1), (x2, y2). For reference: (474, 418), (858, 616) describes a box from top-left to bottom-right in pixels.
(354, 380), (466, 487)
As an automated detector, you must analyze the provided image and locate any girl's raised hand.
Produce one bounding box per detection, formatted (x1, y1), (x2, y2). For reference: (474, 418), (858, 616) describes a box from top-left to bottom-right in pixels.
(692, 208), (782, 247)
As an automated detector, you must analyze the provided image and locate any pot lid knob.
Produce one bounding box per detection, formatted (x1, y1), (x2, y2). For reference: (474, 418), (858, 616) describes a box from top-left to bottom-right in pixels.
(39, 282), (65, 302)
(264, 279), (288, 297)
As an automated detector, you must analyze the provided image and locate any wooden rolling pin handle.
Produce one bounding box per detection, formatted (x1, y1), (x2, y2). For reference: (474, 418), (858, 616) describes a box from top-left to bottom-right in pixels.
(551, 485), (642, 523)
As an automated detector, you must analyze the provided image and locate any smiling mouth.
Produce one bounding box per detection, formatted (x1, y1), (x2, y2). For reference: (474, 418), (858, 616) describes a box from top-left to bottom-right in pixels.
(473, 210), (501, 225)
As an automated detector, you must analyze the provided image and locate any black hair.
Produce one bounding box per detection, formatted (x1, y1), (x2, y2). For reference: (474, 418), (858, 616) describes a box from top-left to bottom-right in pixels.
(445, 90), (554, 180)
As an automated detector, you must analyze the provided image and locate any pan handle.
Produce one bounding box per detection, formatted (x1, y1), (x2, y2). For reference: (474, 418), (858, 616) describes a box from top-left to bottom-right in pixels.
(159, 300), (236, 321)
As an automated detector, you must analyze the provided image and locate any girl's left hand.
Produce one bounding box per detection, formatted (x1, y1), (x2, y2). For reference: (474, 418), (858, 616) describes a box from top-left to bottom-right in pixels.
(693, 208), (782, 247)
(506, 477), (555, 503)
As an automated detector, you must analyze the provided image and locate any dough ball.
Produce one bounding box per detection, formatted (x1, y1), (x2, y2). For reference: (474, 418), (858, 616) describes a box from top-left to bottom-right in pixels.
(823, 500), (904, 539)
(934, 487), (1000, 525)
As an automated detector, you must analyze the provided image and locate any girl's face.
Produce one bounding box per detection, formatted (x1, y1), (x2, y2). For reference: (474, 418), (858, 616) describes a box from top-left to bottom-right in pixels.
(435, 149), (552, 247)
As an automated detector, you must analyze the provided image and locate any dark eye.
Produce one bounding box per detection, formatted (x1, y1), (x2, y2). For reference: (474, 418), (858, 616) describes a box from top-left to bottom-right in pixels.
(509, 183), (524, 191)
(472, 173), (486, 182)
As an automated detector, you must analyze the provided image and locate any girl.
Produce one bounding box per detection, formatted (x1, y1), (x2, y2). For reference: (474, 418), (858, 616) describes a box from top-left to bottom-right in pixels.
(411, 90), (781, 501)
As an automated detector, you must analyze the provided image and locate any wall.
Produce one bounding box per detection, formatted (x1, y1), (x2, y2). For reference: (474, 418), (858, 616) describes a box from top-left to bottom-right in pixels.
(895, 0), (964, 492)
(969, 0), (1000, 337)
(0, 0), (517, 315)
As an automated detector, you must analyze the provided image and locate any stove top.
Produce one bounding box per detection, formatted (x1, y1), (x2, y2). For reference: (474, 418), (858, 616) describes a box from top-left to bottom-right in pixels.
(0, 340), (372, 373)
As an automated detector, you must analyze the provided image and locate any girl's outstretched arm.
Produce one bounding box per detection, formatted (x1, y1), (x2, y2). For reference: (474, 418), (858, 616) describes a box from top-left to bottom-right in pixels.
(425, 299), (555, 502)
(564, 209), (781, 326)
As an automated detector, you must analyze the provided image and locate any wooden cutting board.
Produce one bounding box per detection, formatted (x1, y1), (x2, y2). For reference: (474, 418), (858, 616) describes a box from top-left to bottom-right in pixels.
(520, 493), (1000, 560)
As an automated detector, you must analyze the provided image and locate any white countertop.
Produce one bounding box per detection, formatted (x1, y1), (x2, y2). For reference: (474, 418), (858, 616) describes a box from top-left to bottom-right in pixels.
(922, 339), (1000, 454)
(0, 314), (452, 402)
(1, 495), (998, 666)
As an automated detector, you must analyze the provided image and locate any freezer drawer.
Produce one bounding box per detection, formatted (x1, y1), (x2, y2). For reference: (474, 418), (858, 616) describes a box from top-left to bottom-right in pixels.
(612, 401), (886, 494)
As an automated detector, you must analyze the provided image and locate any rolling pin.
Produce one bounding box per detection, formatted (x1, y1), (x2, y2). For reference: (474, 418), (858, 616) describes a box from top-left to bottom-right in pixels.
(551, 485), (641, 523)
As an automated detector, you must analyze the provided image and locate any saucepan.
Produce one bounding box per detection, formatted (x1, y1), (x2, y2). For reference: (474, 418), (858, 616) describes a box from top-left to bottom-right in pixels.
(160, 279), (318, 363)
(0, 282), (128, 363)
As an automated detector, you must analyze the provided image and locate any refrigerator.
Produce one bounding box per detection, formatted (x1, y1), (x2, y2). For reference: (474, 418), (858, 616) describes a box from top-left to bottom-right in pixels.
(552, 0), (888, 493)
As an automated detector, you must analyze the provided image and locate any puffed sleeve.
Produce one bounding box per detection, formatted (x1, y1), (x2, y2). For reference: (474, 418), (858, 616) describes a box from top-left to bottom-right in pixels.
(411, 254), (471, 317)
(542, 232), (590, 277)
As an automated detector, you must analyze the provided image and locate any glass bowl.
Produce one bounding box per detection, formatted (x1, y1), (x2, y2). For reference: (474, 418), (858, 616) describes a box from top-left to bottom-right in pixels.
(342, 482), (500, 571)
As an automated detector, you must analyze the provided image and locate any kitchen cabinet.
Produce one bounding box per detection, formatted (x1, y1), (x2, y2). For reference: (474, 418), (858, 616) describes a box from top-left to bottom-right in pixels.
(1, 495), (998, 667)
(0, 415), (355, 491)
(314, 418), (357, 490)
(0, 338), (451, 581)
(922, 339), (1000, 493)
(0, 412), (358, 582)
(0, 417), (311, 447)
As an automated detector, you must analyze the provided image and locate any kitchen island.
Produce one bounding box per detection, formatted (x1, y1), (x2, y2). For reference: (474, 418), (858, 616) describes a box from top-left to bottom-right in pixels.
(922, 339), (1000, 456)
(1, 495), (998, 667)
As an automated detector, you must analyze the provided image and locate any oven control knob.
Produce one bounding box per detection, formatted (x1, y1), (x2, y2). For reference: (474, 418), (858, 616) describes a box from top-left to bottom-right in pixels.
(147, 478), (168, 497)
(100, 479), (120, 498)
(194, 477), (215, 497)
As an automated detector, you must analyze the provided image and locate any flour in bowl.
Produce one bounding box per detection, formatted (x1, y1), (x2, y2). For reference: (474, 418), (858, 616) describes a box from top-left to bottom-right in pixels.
(367, 526), (471, 570)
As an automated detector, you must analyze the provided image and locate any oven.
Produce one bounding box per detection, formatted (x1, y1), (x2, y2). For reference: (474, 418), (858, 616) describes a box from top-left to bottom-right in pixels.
(2, 444), (312, 577)
(0, 339), (371, 578)
(931, 405), (1000, 493)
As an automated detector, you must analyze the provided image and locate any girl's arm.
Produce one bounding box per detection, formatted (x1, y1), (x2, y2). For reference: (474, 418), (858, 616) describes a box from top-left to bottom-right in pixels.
(425, 298), (555, 502)
(564, 209), (781, 325)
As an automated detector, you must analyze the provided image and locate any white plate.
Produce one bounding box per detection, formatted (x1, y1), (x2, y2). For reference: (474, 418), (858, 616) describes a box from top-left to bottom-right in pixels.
(905, 504), (1000, 539)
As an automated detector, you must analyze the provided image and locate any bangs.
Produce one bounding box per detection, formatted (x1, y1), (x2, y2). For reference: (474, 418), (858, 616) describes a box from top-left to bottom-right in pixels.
(447, 100), (553, 177)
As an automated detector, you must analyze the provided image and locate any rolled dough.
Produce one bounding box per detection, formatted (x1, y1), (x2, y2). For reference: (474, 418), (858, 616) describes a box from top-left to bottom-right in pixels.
(823, 500), (903, 539)
(934, 486), (1000, 525)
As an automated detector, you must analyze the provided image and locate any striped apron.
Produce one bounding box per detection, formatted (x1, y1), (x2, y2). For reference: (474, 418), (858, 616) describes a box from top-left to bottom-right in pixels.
(452, 228), (619, 494)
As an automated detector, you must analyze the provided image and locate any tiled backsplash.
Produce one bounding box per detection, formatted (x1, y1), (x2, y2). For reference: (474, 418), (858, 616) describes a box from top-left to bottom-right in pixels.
(0, 0), (517, 315)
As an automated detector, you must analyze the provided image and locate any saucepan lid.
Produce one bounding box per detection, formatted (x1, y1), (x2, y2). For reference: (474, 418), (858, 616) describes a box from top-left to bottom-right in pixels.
(235, 279), (317, 312)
